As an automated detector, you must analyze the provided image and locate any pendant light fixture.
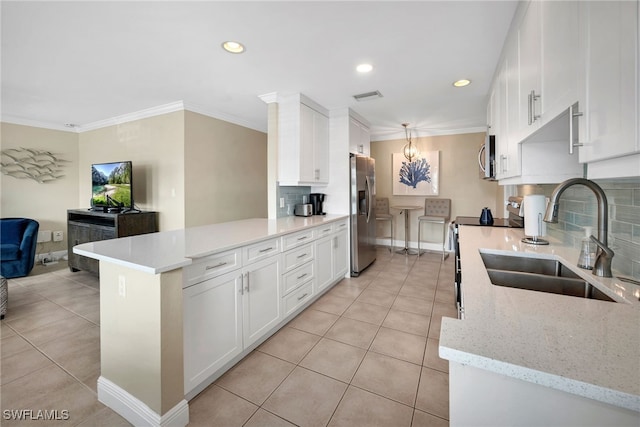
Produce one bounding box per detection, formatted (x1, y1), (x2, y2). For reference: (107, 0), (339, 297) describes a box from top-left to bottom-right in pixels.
(402, 123), (418, 162)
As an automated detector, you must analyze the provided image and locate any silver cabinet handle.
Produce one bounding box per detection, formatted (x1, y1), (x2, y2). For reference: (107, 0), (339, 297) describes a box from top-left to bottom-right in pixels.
(296, 253), (308, 259)
(259, 247), (274, 253)
(297, 236), (308, 241)
(568, 102), (584, 155)
(297, 293), (309, 301)
(528, 92), (533, 125)
(205, 261), (227, 270)
(243, 272), (249, 293)
(297, 273), (308, 280)
(531, 90), (540, 124)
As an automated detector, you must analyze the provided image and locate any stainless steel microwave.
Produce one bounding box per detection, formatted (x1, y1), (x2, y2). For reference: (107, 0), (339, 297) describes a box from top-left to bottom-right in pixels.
(478, 134), (496, 180)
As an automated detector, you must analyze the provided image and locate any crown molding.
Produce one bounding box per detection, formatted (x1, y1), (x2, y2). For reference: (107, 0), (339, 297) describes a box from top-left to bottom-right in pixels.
(371, 126), (487, 142)
(0, 115), (78, 133)
(183, 102), (265, 133)
(78, 101), (186, 132)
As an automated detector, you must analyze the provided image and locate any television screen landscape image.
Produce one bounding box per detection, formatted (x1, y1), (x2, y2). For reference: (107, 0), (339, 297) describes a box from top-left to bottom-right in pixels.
(91, 161), (133, 209)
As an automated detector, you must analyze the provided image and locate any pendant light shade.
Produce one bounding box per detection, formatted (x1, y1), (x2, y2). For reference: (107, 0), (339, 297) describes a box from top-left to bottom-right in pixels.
(402, 123), (418, 162)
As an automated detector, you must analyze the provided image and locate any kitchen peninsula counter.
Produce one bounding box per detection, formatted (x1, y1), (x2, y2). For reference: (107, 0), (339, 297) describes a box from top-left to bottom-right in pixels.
(74, 214), (347, 274)
(440, 226), (640, 425)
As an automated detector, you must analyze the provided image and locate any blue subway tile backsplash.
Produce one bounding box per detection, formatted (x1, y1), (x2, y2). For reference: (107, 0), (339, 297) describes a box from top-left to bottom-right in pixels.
(520, 177), (640, 280)
(276, 185), (311, 218)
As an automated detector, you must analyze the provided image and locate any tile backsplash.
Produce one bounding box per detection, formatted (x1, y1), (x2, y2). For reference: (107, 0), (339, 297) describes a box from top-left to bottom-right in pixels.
(276, 185), (310, 217)
(519, 177), (640, 280)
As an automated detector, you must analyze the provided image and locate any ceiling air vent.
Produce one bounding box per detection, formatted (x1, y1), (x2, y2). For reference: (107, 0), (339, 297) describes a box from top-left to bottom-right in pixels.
(353, 91), (383, 102)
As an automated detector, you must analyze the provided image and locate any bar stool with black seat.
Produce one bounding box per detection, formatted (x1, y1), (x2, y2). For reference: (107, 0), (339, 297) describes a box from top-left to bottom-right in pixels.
(417, 198), (451, 260)
(375, 197), (394, 252)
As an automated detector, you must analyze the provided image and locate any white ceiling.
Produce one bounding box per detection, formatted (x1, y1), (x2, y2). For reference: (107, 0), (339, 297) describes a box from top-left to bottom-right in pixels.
(1, 1), (518, 140)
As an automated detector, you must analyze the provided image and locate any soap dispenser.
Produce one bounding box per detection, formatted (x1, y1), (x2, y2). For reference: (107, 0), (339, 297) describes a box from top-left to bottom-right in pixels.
(577, 226), (596, 269)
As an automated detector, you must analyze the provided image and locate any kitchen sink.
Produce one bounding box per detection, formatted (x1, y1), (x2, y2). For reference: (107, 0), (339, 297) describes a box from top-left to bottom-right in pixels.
(480, 253), (616, 302)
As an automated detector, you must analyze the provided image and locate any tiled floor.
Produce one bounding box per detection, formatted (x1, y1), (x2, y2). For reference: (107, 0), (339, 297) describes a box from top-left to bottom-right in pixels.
(1, 248), (455, 426)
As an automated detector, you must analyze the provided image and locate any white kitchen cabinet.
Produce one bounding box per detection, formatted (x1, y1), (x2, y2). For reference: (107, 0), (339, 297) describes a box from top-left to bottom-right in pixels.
(578, 0), (639, 168)
(242, 255), (281, 347)
(276, 93), (330, 186)
(497, 41), (522, 180)
(349, 116), (371, 156)
(314, 234), (334, 293)
(333, 225), (348, 281)
(183, 270), (243, 395)
(517, 0), (542, 139)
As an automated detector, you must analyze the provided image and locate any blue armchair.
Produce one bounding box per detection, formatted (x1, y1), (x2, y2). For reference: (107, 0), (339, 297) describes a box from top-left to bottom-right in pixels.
(1, 218), (39, 279)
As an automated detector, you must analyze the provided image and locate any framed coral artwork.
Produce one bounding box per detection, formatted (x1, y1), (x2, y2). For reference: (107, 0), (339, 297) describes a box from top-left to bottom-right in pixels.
(392, 151), (439, 196)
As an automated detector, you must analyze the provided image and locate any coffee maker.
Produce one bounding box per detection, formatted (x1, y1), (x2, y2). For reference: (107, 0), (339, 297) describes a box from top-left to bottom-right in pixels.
(309, 193), (326, 215)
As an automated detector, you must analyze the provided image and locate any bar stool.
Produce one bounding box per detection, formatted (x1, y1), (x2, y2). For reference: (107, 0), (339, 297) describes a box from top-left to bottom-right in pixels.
(417, 198), (451, 259)
(375, 197), (394, 252)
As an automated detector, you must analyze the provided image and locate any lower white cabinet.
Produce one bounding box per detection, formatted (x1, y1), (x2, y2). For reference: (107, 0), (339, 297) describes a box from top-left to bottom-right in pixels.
(315, 234), (334, 293)
(242, 255), (281, 347)
(183, 270), (243, 394)
(333, 226), (349, 280)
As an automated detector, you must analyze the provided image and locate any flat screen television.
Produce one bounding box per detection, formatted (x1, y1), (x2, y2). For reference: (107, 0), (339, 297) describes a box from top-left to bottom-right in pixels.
(91, 161), (133, 212)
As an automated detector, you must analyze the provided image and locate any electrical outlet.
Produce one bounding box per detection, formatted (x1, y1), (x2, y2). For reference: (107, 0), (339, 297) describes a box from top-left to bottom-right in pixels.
(53, 231), (63, 242)
(118, 275), (126, 297)
(280, 198), (285, 208)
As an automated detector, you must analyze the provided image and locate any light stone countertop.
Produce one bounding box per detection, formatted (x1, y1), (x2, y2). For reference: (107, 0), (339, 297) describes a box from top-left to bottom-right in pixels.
(439, 226), (640, 412)
(73, 215), (348, 274)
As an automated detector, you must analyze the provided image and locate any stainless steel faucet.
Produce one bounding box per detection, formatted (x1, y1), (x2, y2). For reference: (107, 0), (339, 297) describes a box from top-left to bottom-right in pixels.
(543, 178), (614, 277)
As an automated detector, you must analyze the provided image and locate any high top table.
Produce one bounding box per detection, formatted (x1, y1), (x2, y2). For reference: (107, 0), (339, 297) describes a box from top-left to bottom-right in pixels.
(391, 205), (422, 255)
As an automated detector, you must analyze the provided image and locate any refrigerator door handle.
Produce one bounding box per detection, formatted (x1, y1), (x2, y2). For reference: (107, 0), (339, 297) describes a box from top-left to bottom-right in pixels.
(365, 176), (372, 223)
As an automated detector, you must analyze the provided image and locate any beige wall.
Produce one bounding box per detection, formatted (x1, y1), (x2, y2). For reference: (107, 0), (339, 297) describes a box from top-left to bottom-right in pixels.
(371, 132), (501, 244)
(0, 123), (79, 255)
(184, 111), (268, 227)
(78, 112), (186, 231)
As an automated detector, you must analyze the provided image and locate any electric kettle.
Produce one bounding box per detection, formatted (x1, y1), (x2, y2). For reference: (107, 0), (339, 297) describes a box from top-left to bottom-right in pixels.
(479, 207), (494, 225)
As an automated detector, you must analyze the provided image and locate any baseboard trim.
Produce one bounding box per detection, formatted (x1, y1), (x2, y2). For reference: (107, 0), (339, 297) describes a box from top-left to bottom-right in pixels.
(97, 376), (189, 427)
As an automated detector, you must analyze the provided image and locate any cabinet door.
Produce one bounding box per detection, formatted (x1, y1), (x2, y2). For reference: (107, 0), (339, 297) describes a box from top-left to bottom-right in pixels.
(183, 271), (243, 394)
(540, 0), (580, 122)
(349, 117), (370, 156)
(500, 44), (521, 179)
(579, 0), (639, 163)
(314, 234), (334, 293)
(333, 230), (349, 281)
(242, 256), (281, 347)
(313, 110), (329, 183)
(518, 0), (542, 137)
(299, 104), (316, 183)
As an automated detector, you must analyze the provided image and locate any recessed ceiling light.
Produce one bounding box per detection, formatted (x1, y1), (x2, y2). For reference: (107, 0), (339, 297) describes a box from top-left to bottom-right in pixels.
(222, 41), (245, 54)
(453, 79), (471, 87)
(356, 63), (373, 73)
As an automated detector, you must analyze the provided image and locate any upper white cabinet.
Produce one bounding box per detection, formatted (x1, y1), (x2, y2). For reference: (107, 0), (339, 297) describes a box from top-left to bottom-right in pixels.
(276, 93), (330, 186)
(349, 116), (371, 156)
(578, 0), (639, 175)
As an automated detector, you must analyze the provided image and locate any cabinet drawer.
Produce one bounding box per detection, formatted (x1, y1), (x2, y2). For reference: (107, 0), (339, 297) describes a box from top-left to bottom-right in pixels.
(332, 219), (348, 233)
(282, 261), (314, 295)
(281, 229), (314, 251)
(314, 224), (334, 239)
(282, 280), (313, 318)
(184, 249), (242, 288)
(282, 243), (314, 272)
(244, 238), (280, 263)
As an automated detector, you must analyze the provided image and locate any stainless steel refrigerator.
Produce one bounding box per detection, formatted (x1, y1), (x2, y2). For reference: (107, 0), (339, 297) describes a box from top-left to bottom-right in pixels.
(350, 154), (376, 276)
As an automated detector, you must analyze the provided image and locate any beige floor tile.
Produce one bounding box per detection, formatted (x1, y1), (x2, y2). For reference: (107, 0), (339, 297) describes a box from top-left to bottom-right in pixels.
(399, 284), (436, 300)
(376, 270), (410, 282)
(1, 364), (105, 426)
(1, 322), (16, 338)
(434, 286), (455, 305)
(1, 334), (33, 359)
(5, 288), (45, 309)
(263, 366), (347, 427)
(19, 315), (97, 347)
(288, 309), (339, 336)
(328, 386), (413, 427)
(310, 293), (354, 316)
(392, 295), (434, 316)
(56, 294), (101, 319)
(423, 338), (448, 373)
(325, 317), (379, 349)
(404, 274), (439, 289)
(342, 301), (389, 326)
(37, 325), (101, 392)
(41, 285), (98, 304)
(415, 367), (449, 420)
(1, 347), (53, 385)
(351, 352), (421, 406)
(299, 337), (366, 383)
(328, 283), (364, 300)
(428, 303), (458, 340)
(75, 406), (132, 427)
(370, 327), (426, 365)
(412, 409), (449, 427)
(216, 351), (295, 405)
(383, 309), (430, 337)
(4, 300), (76, 334)
(258, 326), (321, 364)
(188, 384), (257, 427)
(367, 280), (403, 295)
(356, 288), (397, 308)
(244, 408), (296, 427)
